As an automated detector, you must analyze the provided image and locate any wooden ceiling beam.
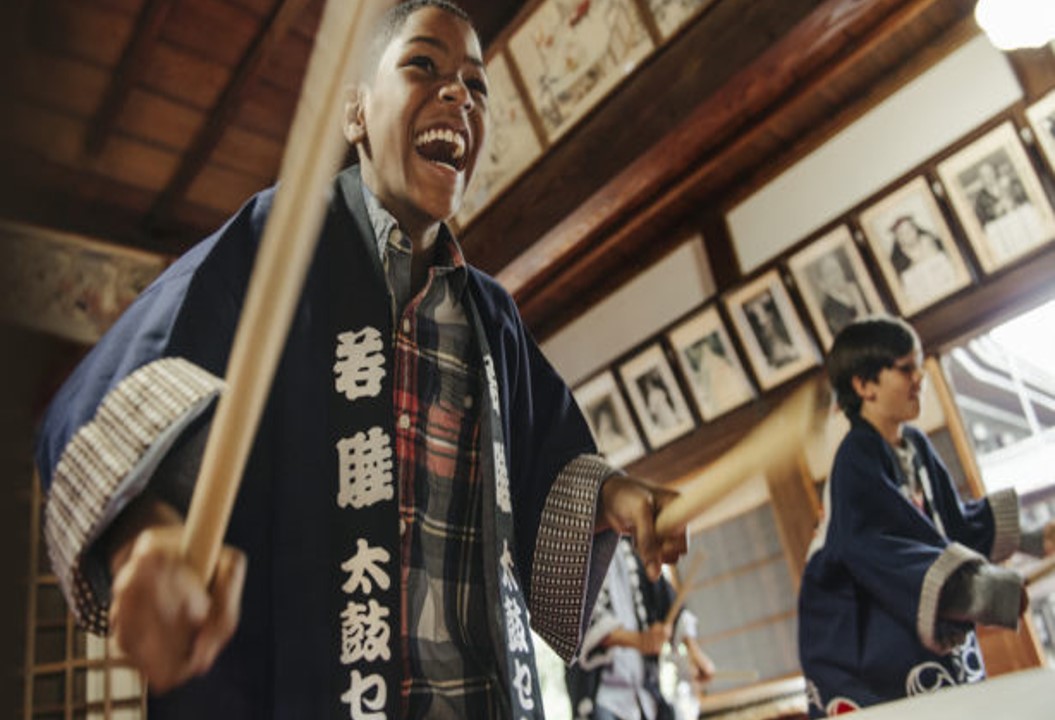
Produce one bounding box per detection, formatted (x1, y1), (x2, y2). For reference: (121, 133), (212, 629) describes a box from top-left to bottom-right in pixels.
(148, 0), (313, 230)
(503, 0), (975, 339)
(85, 0), (178, 156)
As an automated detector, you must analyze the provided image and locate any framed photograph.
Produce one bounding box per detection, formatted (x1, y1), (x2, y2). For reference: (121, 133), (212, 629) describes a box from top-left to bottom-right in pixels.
(647, 0), (717, 38)
(573, 371), (646, 467)
(936, 121), (1055, 273)
(724, 270), (819, 390)
(787, 225), (886, 348)
(1026, 89), (1055, 175)
(666, 306), (755, 421)
(508, 0), (654, 143)
(617, 344), (696, 450)
(455, 53), (543, 226)
(858, 176), (972, 316)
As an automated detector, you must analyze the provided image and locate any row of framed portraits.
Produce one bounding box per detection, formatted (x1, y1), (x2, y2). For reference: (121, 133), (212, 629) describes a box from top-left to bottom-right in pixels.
(574, 91), (1055, 467)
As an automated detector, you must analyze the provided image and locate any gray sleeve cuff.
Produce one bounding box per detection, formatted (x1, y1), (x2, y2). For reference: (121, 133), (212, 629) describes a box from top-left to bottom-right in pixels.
(918, 542), (985, 654)
(43, 358), (224, 634)
(529, 454), (619, 663)
(943, 563), (1024, 629)
(1020, 526), (1047, 558)
(988, 487), (1020, 562)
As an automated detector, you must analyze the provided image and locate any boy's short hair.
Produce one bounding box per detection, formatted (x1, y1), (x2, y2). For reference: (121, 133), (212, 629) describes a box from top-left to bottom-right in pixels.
(827, 316), (920, 418)
(364, 1), (474, 79)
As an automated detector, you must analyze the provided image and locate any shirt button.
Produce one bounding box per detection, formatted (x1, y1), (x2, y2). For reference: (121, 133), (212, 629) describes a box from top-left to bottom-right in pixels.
(398, 413), (411, 430)
(463, 394), (474, 409)
(402, 318), (411, 334)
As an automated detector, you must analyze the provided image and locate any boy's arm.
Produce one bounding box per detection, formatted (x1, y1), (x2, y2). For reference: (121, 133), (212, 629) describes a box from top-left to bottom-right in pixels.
(830, 433), (982, 653)
(1020, 520), (1055, 557)
(682, 635), (716, 684)
(105, 504), (246, 693)
(938, 561), (1025, 630)
(43, 357), (249, 692)
(42, 358), (224, 633)
(529, 463), (685, 663)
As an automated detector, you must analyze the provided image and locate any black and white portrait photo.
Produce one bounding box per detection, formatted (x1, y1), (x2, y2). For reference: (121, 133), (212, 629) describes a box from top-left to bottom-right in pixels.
(744, 290), (798, 370)
(859, 176), (972, 316)
(667, 306), (755, 421)
(1027, 89), (1055, 176)
(788, 226), (885, 348)
(937, 122), (1055, 272)
(572, 371), (645, 467)
(618, 344), (695, 450)
(725, 270), (819, 390)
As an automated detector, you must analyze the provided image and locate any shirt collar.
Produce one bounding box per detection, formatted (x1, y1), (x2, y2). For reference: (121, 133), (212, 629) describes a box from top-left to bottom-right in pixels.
(360, 183), (469, 293)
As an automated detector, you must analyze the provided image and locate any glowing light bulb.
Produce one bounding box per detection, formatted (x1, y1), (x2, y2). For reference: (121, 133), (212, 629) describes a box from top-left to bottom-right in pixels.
(975, 0), (1055, 50)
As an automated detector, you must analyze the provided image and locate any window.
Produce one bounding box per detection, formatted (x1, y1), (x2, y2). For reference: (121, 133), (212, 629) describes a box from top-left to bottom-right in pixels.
(941, 297), (1055, 666)
(681, 502), (800, 689)
(25, 476), (147, 720)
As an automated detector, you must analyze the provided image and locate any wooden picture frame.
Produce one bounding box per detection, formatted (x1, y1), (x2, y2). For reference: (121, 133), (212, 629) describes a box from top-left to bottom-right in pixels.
(724, 270), (819, 390)
(1026, 89), (1055, 175)
(666, 305), (755, 421)
(647, 0), (717, 39)
(857, 176), (972, 316)
(617, 343), (695, 450)
(508, 0), (654, 143)
(787, 225), (886, 348)
(573, 370), (646, 467)
(936, 122), (1055, 273)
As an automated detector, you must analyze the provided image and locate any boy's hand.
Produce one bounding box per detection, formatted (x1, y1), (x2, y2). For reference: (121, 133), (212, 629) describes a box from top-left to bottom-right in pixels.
(1043, 520), (1055, 556)
(597, 475), (687, 580)
(638, 621), (672, 657)
(108, 524), (246, 694)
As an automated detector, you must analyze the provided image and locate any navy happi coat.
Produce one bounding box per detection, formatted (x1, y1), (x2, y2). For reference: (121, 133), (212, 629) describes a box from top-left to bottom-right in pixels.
(36, 167), (603, 719)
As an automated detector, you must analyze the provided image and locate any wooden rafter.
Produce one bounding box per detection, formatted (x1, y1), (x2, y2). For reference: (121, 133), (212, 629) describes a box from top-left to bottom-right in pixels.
(85, 0), (178, 156)
(148, 0), (314, 230)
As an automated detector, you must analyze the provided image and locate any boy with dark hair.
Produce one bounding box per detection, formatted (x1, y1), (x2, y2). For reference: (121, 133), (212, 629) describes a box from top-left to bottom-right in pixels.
(798, 315), (1054, 716)
(34, 3), (686, 718)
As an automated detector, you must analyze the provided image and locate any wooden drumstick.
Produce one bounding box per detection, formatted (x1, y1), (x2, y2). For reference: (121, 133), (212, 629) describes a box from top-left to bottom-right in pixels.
(180, 0), (383, 582)
(700, 668), (761, 684)
(1025, 554), (1055, 586)
(665, 551), (706, 626)
(656, 375), (829, 537)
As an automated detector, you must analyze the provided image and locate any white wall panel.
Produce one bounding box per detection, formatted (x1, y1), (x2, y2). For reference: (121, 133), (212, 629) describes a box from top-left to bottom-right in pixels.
(727, 36), (1022, 273)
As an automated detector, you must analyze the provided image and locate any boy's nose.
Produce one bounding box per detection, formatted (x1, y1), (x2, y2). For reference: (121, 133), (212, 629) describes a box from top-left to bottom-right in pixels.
(440, 78), (473, 110)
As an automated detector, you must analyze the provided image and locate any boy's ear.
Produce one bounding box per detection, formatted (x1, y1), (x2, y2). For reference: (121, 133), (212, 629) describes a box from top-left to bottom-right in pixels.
(343, 86), (366, 145)
(851, 375), (875, 403)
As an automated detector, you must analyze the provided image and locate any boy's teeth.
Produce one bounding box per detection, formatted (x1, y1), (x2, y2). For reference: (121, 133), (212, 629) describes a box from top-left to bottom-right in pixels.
(415, 128), (466, 159)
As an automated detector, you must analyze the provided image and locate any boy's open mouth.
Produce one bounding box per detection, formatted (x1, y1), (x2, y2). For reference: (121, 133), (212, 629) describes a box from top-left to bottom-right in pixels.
(414, 127), (467, 172)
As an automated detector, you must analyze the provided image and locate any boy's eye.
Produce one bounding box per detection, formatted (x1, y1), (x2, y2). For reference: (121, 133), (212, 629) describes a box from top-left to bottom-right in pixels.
(406, 55), (436, 72)
(466, 78), (488, 97)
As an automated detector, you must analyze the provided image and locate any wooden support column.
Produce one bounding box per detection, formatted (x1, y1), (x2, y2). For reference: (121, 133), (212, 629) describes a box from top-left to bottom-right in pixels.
(765, 453), (821, 591)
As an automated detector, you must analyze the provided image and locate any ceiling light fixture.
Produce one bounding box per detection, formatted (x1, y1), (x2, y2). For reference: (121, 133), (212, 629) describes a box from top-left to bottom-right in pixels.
(975, 0), (1055, 50)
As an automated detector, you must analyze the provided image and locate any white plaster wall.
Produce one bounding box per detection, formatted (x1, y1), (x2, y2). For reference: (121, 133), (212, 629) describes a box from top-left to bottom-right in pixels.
(727, 35), (1023, 273)
(540, 238), (715, 386)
